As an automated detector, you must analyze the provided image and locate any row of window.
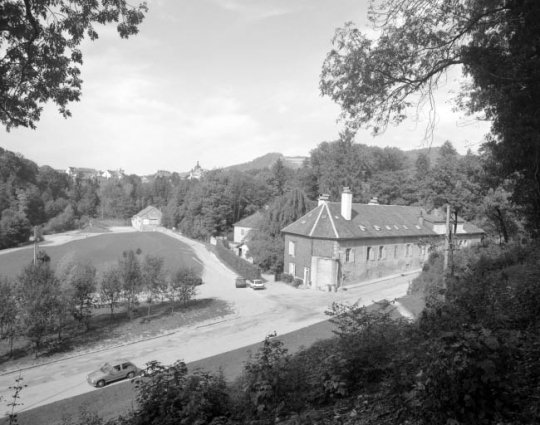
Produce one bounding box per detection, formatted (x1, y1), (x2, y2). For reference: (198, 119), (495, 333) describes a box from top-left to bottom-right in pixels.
(288, 241), (427, 263)
(344, 244), (426, 263)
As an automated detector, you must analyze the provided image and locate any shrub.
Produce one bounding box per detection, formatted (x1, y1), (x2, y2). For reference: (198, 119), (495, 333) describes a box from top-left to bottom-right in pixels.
(123, 360), (231, 425)
(281, 273), (293, 283)
(292, 278), (303, 287)
(240, 333), (302, 420)
(408, 326), (519, 425)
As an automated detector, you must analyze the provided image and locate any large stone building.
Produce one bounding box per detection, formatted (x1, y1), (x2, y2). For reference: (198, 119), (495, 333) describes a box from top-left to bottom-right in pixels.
(281, 188), (484, 289)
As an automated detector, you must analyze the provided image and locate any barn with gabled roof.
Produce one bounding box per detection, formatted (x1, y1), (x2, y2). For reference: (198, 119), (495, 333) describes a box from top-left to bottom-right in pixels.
(131, 206), (162, 231)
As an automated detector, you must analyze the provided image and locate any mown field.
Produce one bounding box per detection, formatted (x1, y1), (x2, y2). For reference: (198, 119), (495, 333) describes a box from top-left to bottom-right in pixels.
(0, 231), (202, 279)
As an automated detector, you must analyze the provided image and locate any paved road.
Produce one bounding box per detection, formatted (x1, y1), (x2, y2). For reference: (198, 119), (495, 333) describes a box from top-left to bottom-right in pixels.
(0, 228), (417, 421)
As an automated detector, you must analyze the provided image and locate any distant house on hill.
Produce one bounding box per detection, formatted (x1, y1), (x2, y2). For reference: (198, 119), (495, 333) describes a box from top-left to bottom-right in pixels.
(103, 169), (125, 180)
(281, 187), (484, 290)
(282, 156), (308, 169)
(231, 211), (265, 260)
(66, 167), (100, 180)
(131, 206), (162, 231)
(155, 170), (172, 178)
(188, 161), (204, 180)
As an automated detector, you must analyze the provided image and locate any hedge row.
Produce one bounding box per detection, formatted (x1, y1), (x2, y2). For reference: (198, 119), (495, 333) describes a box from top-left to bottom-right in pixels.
(212, 239), (261, 281)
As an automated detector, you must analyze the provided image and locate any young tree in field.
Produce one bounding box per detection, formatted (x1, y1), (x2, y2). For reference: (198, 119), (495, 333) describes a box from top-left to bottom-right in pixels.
(100, 267), (123, 319)
(168, 268), (200, 313)
(16, 258), (60, 352)
(0, 276), (20, 357)
(55, 253), (77, 340)
(1, 0), (148, 130)
(69, 262), (97, 331)
(141, 255), (168, 316)
(119, 250), (143, 321)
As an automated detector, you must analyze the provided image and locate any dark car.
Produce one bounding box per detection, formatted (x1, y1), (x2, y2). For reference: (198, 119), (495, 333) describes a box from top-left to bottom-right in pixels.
(235, 276), (247, 288)
(86, 359), (140, 388)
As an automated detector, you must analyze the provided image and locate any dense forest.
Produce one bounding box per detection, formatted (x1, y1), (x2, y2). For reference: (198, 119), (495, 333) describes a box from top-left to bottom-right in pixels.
(0, 138), (521, 269)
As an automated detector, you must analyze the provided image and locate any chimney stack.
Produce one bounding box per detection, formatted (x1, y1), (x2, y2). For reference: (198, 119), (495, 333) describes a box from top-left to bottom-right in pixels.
(341, 187), (352, 220)
(318, 194), (330, 207)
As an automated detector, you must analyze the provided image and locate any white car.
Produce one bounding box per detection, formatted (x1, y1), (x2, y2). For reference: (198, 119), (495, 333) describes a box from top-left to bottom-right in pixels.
(249, 279), (265, 290)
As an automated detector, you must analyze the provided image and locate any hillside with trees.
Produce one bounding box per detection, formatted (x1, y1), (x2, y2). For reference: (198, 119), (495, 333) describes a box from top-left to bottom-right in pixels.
(0, 136), (520, 257)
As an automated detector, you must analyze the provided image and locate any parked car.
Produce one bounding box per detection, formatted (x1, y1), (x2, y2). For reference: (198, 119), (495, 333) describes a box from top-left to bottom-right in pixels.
(235, 276), (248, 288)
(86, 359), (140, 388)
(249, 279), (265, 290)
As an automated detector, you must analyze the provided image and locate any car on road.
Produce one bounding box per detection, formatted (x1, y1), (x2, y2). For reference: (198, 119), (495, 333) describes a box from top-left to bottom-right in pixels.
(86, 359), (140, 388)
(249, 279), (265, 290)
(235, 276), (248, 288)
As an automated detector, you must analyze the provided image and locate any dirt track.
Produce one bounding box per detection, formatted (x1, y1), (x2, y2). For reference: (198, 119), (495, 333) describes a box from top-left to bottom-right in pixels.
(0, 227), (415, 415)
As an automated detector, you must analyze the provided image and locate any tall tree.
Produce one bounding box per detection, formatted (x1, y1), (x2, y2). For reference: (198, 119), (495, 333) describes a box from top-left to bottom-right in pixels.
(16, 258), (59, 351)
(0, 209), (32, 249)
(141, 255), (167, 316)
(307, 131), (374, 201)
(320, 0), (540, 234)
(100, 266), (123, 319)
(57, 260), (97, 331)
(168, 268), (199, 314)
(246, 189), (312, 273)
(118, 250), (143, 321)
(0, 276), (19, 356)
(1, 0), (148, 130)
(269, 158), (290, 197)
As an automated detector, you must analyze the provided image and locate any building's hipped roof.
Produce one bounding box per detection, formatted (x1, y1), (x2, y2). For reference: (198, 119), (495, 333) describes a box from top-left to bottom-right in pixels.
(461, 221), (484, 235)
(282, 202), (483, 240)
(234, 211), (264, 228)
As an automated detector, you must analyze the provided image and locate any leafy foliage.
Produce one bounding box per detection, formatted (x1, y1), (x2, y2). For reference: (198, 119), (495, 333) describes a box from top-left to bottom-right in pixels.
(168, 267), (200, 314)
(0, 0), (147, 130)
(122, 360), (230, 425)
(119, 250), (143, 321)
(15, 258), (60, 351)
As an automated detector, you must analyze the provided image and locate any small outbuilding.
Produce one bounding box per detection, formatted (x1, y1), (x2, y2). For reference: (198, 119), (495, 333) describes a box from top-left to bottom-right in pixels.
(131, 206), (162, 231)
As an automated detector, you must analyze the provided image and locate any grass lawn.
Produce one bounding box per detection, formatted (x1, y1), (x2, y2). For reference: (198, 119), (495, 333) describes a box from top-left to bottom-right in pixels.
(0, 232), (202, 278)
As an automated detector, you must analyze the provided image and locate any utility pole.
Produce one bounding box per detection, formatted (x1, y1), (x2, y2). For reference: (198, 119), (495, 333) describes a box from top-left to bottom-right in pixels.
(442, 204), (451, 294)
(32, 225), (39, 264)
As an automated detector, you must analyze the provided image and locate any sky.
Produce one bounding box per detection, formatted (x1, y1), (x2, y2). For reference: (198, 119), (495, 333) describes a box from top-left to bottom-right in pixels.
(1, 0), (491, 176)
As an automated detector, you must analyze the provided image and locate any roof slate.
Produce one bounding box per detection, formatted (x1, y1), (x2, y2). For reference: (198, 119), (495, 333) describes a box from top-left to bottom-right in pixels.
(134, 206), (162, 218)
(234, 211), (264, 229)
(282, 202), (483, 240)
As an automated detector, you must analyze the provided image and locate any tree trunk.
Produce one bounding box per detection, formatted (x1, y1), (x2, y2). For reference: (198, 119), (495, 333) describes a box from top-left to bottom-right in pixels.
(496, 207), (509, 243)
